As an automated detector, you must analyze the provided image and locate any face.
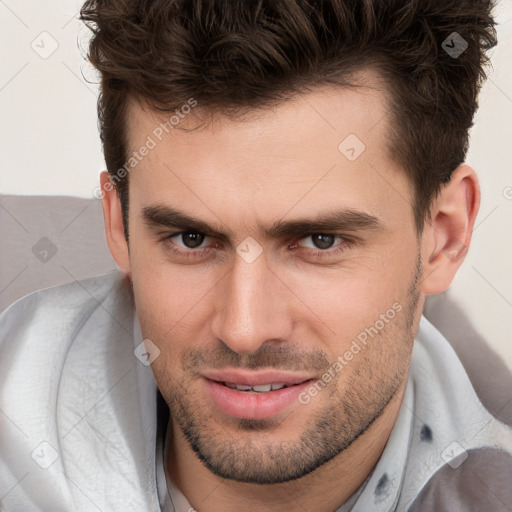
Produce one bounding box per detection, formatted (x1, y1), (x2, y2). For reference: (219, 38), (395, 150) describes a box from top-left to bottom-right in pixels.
(124, 79), (424, 484)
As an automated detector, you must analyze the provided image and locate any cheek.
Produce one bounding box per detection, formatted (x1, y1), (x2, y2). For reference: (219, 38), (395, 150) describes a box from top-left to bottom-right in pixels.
(291, 261), (415, 363)
(283, 259), (406, 327)
(129, 253), (218, 349)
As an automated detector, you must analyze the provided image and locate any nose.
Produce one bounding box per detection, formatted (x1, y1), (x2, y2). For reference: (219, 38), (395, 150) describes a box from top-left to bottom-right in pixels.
(211, 251), (294, 354)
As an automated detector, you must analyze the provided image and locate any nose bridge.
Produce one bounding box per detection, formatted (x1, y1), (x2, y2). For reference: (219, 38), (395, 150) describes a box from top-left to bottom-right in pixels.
(213, 252), (291, 354)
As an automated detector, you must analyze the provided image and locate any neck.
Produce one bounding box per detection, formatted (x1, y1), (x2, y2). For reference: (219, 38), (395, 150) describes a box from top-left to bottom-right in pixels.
(166, 377), (407, 512)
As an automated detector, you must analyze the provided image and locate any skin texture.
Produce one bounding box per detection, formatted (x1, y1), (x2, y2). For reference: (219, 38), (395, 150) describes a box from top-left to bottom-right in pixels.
(101, 74), (480, 511)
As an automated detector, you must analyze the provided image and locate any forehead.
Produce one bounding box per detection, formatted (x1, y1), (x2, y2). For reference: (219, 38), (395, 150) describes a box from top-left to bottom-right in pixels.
(123, 73), (413, 233)
(127, 72), (393, 156)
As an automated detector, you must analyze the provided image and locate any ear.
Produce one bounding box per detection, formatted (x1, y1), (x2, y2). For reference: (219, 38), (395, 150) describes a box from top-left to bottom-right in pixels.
(420, 164), (480, 294)
(100, 171), (131, 275)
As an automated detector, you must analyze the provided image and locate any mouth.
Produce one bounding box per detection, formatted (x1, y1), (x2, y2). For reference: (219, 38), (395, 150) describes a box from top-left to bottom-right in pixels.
(221, 381), (295, 393)
(202, 370), (315, 420)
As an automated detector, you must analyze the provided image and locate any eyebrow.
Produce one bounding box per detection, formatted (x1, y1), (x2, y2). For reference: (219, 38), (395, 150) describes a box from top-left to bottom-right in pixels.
(142, 204), (383, 240)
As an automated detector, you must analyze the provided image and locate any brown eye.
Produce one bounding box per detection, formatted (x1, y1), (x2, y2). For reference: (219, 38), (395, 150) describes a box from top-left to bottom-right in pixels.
(292, 234), (355, 261)
(162, 231), (217, 260)
(299, 234), (340, 250)
(309, 234), (336, 250)
(177, 232), (206, 249)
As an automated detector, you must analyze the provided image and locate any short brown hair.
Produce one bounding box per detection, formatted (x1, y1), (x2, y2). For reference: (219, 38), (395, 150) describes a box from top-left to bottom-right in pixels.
(80, 0), (497, 235)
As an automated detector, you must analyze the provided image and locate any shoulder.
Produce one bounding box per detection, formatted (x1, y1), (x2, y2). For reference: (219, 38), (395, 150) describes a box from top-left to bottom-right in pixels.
(0, 270), (138, 509)
(408, 447), (512, 511)
(401, 317), (512, 511)
(0, 270), (131, 398)
(0, 270), (127, 347)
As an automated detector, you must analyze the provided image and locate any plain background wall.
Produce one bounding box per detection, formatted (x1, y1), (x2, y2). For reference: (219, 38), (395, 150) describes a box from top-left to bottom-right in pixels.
(1, 1), (511, 366)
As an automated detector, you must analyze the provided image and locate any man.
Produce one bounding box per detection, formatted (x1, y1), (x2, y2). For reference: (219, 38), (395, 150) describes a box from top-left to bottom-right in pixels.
(1, 0), (511, 511)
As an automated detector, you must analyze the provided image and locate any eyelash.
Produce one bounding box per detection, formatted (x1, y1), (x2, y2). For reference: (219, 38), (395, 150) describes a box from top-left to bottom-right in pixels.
(161, 232), (355, 260)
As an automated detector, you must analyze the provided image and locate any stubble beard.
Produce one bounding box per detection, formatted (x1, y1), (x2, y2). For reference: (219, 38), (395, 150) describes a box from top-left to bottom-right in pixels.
(163, 256), (422, 484)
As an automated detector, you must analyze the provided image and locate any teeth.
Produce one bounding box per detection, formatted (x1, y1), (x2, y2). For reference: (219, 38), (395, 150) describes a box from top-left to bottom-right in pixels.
(252, 384), (272, 392)
(223, 382), (289, 392)
(234, 384), (252, 391)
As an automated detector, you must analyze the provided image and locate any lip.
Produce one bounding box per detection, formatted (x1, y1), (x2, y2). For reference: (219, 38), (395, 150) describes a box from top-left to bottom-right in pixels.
(202, 369), (312, 387)
(203, 370), (314, 420)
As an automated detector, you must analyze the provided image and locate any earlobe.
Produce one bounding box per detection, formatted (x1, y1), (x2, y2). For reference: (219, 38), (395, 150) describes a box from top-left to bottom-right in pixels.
(420, 165), (480, 295)
(100, 171), (131, 275)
